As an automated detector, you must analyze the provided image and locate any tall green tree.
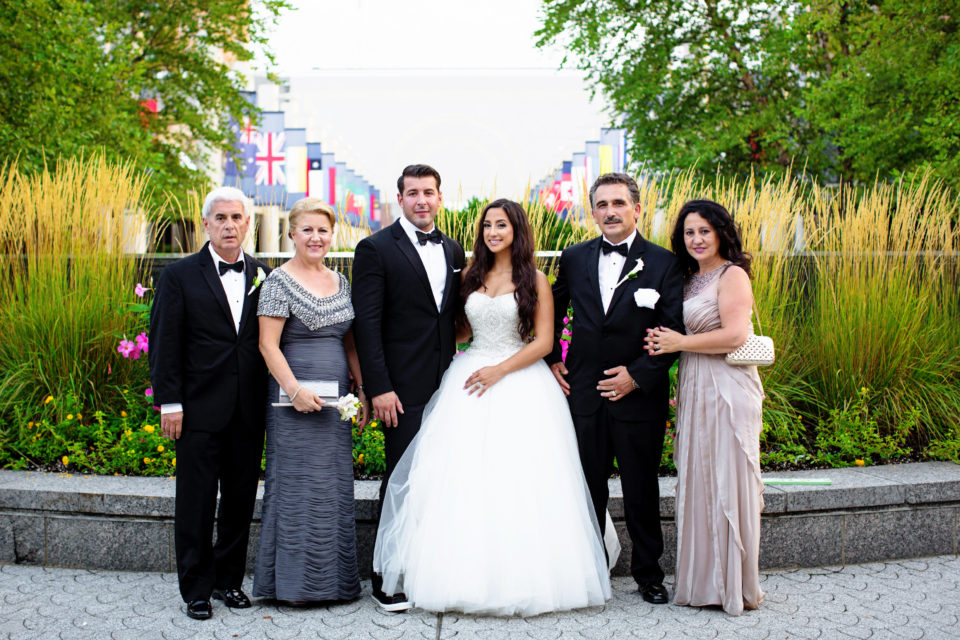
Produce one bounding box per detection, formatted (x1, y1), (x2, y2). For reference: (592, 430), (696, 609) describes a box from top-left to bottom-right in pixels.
(536, 0), (809, 178)
(0, 0), (289, 207)
(537, 0), (960, 190)
(797, 1), (960, 186)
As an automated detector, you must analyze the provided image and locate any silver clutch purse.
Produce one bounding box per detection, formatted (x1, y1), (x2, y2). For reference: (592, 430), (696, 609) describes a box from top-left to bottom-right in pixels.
(725, 333), (775, 366)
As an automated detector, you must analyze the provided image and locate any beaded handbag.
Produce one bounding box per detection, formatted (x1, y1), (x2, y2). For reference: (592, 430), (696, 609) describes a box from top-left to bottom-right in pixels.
(726, 306), (775, 367)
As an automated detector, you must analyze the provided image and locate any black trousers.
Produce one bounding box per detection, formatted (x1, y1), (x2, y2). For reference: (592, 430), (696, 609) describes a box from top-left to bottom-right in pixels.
(572, 404), (666, 586)
(174, 411), (264, 602)
(372, 401), (427, 585)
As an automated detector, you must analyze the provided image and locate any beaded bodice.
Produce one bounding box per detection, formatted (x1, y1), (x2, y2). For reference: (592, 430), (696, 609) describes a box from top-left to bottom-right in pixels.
(683, 262), (732, 301)
(256, 268), (354, 331)
(464, 291), (526, 358)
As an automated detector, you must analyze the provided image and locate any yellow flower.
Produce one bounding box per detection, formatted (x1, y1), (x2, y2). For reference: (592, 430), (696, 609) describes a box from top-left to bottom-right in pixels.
(27, 421), (33, 428)
(44, 395), (53, 404)
(123, 389), (128, 394)
(121, 411), (128, 418)
(143, 457), (151, 464)
(854, 459), (865, 467)
(61, 456), (69, 466)
(860, 387), (868, 394)
(157, 445), (164, 452)
(358, 453), (365, 465)
(172, 458), (176, 467)
(77, 413), (82, 419)
(66, 414), (73, 420)
(143, 424), (155, 434)
(124, 429), (132, 437)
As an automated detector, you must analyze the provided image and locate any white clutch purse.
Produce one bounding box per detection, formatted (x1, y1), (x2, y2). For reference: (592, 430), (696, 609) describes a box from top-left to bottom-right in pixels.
(725, 333), (775, 366)
(726, 304), (775, 366)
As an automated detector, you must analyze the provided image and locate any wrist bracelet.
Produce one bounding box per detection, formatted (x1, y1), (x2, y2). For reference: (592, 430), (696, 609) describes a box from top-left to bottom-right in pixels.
(290, 385), (303, 402)
(356, 384), (365, 393)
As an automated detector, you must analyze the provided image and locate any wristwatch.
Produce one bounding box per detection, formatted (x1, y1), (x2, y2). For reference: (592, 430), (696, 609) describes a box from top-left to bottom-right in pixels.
(631, 377), (640, 390)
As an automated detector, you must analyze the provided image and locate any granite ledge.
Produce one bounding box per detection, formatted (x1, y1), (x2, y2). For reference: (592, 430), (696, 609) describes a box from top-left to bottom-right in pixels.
(0, 462), (957, 519)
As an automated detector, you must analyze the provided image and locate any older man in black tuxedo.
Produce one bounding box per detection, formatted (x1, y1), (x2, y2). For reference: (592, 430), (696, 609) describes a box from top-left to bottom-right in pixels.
(149, 186), (270, 620)
(548, 173), (684, 604)
(352, 164), (466, 611)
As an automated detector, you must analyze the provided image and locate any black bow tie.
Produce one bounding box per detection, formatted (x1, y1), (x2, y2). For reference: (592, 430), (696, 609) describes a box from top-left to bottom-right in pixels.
(218, 260), (244, 276)
(601, 241), (628, 257)
(416, 229), (443, 246)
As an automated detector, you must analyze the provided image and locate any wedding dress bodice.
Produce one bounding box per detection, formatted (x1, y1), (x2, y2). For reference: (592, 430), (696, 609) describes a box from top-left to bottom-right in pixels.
(464, 292), (526, 358)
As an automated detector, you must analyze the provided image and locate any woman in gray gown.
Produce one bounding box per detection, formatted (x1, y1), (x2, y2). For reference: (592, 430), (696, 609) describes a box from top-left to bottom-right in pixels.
(254, 197), (369, 603)
(645, 199), (764, 616)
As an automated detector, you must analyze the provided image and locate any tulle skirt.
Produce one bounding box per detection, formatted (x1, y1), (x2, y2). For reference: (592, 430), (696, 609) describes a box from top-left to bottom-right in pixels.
(373, 348), (612, 617)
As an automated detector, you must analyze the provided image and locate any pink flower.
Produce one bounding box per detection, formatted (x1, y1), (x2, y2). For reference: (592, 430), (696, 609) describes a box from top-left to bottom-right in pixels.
(153, 405), (161, 412)
(144, 387), (153, 397)
(560, 340), (569, 363)
(134, 283), (148, 298)
(561, 328), (572, 337)
(562, 316), (570, 325)
(669, 397), (677, 408)
(117, 339), (136, 358)
(135, 332), (149, 354)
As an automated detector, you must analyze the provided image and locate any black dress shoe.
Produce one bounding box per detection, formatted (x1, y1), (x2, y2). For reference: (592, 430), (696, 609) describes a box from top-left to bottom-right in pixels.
(638, 582), (669, 604)
(371, 586), (411, 612)
(212, 588), (252, 608)
(186, 599), (212, 620)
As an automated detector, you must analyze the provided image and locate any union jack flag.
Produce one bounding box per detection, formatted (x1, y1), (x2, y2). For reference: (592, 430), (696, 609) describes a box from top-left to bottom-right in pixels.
(255, 132), (286, 186)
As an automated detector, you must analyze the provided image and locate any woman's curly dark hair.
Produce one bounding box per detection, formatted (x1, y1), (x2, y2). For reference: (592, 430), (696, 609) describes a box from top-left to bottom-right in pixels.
(670, 199), (752, 280)
(459, 199), (538, 339)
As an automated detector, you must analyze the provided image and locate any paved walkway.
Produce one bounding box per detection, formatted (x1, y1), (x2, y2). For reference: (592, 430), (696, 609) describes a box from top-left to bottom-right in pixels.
(1, 556), (958, 639)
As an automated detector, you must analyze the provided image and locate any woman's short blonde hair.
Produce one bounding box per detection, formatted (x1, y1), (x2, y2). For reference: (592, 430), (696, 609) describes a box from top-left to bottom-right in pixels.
(288, 197), (336, 233)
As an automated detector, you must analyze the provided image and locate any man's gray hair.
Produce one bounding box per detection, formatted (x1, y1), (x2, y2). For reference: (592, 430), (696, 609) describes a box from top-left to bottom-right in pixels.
(201, 186), (253, 219)
(589, 173), (641, 208)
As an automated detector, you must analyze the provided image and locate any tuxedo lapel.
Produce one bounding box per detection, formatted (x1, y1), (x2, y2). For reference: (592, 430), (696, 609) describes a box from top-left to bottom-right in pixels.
(439, 235), (458, 313)
(584, 237), (605, 316)
(606, 235), (647, 317)
(391, 221), (435, 305)
(238, 253), (259, 333)
(197, 243), (235, 329)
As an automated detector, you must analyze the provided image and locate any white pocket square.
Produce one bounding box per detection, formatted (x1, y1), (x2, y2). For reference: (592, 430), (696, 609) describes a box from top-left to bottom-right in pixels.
(453, 268), (462, 273)
(634, 288), (660, 309)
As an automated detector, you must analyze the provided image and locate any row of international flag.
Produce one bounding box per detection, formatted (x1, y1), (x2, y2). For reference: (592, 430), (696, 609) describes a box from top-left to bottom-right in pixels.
(532, 128), (628, 216)
(223, 93), (383, 229)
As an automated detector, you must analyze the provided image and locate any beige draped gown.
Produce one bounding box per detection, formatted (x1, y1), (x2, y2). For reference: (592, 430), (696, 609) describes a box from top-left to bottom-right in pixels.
(674, 265), (765, 616)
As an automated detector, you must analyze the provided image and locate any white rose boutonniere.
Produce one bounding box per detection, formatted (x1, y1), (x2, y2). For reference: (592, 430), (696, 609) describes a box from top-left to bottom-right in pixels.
(634, 288), (661, 309)
(614, 257), (644, 288)
(247, 267), (267, 296)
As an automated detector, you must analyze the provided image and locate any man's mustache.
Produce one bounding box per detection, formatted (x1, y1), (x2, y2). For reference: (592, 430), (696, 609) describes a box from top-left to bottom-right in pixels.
(602, 216), (623, 224)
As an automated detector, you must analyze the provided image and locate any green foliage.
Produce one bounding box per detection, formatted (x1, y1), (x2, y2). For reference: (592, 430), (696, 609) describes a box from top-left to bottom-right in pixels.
(353, 421), (386, 476)
(537, 0), (960, 192)
(813, 388), (913, 467)
(0, 0), (290, 209)
(0, 387), (173, 476)
(0, 157), (156, 428)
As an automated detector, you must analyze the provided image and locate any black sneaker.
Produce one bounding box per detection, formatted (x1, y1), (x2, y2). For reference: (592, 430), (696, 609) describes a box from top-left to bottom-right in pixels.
(371, 586), (411, 612)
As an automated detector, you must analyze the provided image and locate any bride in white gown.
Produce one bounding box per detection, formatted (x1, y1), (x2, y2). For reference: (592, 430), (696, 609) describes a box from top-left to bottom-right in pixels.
(373, 199), (612, 617)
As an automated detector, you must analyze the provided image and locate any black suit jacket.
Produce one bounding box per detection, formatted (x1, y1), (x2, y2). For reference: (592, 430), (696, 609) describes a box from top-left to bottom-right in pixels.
(148, 243), (271, 433)
(351, 220), (466, 406)
(548, 234), (684, 421)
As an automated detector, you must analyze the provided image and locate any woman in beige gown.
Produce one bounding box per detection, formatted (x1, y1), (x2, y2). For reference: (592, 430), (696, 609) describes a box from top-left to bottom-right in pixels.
(644, 199), (765, 616)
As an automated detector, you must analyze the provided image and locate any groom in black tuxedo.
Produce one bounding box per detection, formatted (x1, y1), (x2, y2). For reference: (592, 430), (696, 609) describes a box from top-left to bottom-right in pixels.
(352, 164), (466, 611)
(149, 187), (270, 620)
(548, 173), (683, 604)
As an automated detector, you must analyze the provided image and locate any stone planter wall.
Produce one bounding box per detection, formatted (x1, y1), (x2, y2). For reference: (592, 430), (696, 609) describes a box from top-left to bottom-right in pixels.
(1, 462), (958, 576)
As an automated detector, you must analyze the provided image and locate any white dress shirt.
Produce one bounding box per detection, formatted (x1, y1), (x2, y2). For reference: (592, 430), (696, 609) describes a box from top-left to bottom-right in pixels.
(398, 215), (447, 310)
(598, 230), (638, 313)
(160, 245), (247, 416)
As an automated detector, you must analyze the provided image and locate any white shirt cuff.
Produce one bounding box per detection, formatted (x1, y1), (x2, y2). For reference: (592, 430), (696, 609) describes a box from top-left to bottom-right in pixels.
(160, 403), (183, 415)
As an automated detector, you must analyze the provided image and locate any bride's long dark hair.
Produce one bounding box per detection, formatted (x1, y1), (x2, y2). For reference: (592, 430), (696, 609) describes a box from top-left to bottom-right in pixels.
(460, 199), (538, 339)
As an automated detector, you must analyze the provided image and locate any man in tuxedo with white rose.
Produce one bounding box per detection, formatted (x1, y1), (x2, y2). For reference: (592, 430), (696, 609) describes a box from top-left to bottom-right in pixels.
(548, 173), (684, 604)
